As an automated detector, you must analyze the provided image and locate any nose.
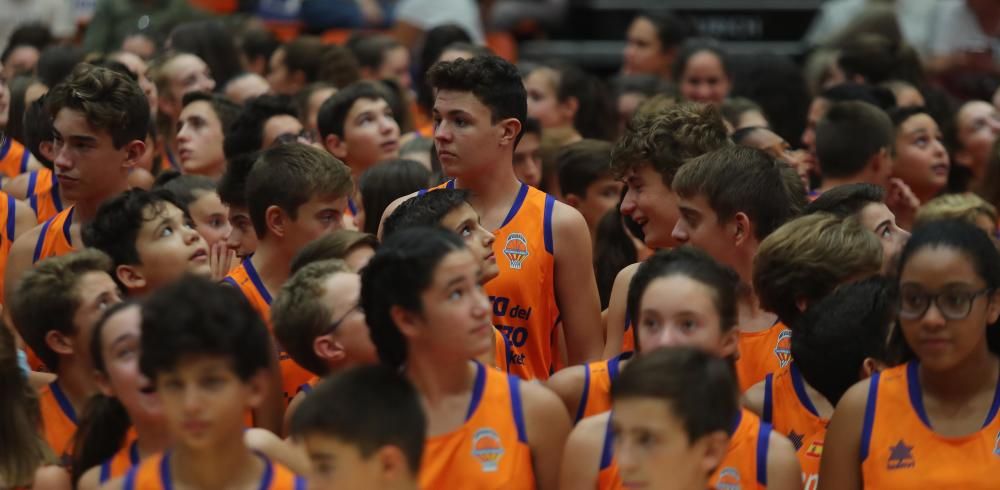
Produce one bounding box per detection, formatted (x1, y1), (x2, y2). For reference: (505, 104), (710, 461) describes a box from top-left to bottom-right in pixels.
(434, 122), (452, 143)
(921, 301), (948, 329)
(53, 143), (73, 171)
(176, 124), (190, 143)
(380, 116), (396, 135)
(620, 187), (637, 216)
(671, 221), (689, 243)
(226, 228), (241, 252)
(482, 227), (495, 248)
(472, 287), (490, 317)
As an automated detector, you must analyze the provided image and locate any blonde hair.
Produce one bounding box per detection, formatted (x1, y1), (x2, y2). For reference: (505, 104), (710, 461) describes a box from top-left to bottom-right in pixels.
(916, 193), (998, 229)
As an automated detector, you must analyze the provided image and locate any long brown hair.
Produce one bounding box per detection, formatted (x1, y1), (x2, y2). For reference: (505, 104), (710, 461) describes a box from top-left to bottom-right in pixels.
(0, 324), (53, 487)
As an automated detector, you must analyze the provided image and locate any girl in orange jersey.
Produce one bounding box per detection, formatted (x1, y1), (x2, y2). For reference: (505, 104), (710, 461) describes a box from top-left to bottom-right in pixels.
(559, 247), (801, 490)
(102, 276), (304, 490)
(361, 227), (571, 490)
(821, 219), (1000, 489)
(74, 303), (171, 490)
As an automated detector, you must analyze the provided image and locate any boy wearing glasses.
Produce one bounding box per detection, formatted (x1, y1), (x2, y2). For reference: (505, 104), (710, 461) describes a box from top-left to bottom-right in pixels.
(272, 258), (377, 427)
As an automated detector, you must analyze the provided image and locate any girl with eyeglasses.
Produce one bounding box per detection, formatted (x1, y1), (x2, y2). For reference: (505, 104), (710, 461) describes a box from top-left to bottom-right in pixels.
(820, 219), (1000, 489)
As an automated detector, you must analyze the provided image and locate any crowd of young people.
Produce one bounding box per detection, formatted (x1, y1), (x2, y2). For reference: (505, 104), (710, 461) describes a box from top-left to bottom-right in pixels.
(1, 6), (1000, 490)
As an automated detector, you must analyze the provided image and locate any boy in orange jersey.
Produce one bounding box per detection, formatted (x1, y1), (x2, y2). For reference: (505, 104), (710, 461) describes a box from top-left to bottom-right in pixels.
(217, 151), (259, 261)
(104, 276), (305, 490)
(290, 365), (425, 490)
(382, 188), (512, 371)
(81, 188), (213, 295)
(610, 347), (739, 490)
(0, 188), (39, 302)
(382, 55), (603, 380)
(224, 142), (353, 404)
(602, 104), (729, 357)
(272, 259), (377, 427)
(559, 247), (801, 490)
(670, 145), (806, 391)
(4, 64), (149, 306)
(8, 249), (122, 462)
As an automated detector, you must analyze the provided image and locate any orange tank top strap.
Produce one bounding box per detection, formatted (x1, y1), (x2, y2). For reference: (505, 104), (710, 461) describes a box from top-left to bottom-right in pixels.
(123, 451), (306, 490)
(40, 381), (78, 463)
(296, 376), (320, 395)
(576, 353), (631, 423)
(25, 168), (54, 198)
(494, 326), (512, 373)
(0, 136), (30, 178)
(860, 361), (1000, 489)
(32, 207), (75, 264)
(735, 321), (791, 392)
(29, 174), (64, 224)
(762, 362), (827, 447)
(99, 435), (141, 484)
(418, 179), (456, 196)
(597, 413), (624, 490)
(621, 309), (635, 355)
(712, 408), (771, 490)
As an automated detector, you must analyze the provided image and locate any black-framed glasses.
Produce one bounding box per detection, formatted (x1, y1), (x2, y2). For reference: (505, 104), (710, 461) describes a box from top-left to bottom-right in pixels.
(321, 305), (361, 335)
(898, 287), (993, 320)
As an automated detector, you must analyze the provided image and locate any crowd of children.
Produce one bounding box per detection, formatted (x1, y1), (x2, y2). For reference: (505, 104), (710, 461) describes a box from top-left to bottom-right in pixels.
(1, 5), (1000, 490)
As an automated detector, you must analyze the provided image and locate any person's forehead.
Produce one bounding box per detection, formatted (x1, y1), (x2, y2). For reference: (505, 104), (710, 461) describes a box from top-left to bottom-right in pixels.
(858, 202), (892, 228)
(434, 90), (490, 114)
(348, 97), (388, 116)
(54, 108), (108, 137)
(181, 99), (216, 117)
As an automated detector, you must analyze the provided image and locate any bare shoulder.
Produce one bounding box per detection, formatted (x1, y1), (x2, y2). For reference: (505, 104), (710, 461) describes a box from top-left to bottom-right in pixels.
(743, 379), (767, 416)
(549, 199), (587, 232)
(545, 364), (587, 412)
(76, 464), (101, 490)
(32, 465), (72, 490)
(3, 172), (31, 199)
(13, 198), (37, 238)
(569, 412), (610, 449)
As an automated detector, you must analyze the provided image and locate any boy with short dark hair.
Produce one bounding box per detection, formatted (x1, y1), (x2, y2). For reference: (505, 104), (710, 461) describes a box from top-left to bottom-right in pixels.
(513, 117), (542, 189)
(176, 91), (240, 179)
(557, 139), (623, 238)
(225, 143), (353, 402)
(317, 81), (401, 179)
(5, 64), (149, 304)
(671, 145), (806, 390)
(10, 249), (121, 460)
(82, 188), (212, 295)
(290, 365), (425, 490)
(223, 94), (304, 160)
(217, 151), (259, 260)
(104, 276), (304, 489)
(815, 101), (894, 193)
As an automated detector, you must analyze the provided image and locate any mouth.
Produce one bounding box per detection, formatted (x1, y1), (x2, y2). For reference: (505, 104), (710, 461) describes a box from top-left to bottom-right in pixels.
(182, 420), (209, 433)
(485, 251), (495, 263)
(56, 174), (78, 185)
(139, 384), (156, 394)
(380, 140), (400, 153)
(930, 163), (950, 176)
(189, 248), (208, 262)
(438, 150), (457, 159)
(919, 337), (951, 350)
(178, 149), (193, 161)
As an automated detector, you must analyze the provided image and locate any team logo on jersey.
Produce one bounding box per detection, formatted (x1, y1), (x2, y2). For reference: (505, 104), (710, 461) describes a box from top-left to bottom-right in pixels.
(715, 467), (741, 490)
(503, 233), (529, 270)
(471, 428), (504, 472)
(887, 440), (915, 470)
(805, 440), (823, 458)
(773, 328), (792, 368)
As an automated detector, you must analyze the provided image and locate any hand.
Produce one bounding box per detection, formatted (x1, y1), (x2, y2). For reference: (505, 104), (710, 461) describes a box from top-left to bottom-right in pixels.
(885, 178), (920, 230)
(210, 241), (237, 282)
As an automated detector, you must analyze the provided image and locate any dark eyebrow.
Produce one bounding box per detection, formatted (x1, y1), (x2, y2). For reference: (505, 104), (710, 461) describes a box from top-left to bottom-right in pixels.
(445, 276), (467, 289)
(876, 219), (891, 231)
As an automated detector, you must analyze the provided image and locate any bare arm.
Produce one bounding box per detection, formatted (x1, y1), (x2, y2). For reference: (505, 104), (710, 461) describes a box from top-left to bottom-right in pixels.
(558, 413), (608, 490)
(817, 379), (870, 490)
(5, 224), (43, 306)
(601, 263), (638, 359)
(77, 465), (101, 490)
(543, 364), (587, 420)
(551, 203), (603, 366)
(765, 431), (802, 490)
(244, 428), (312, 475)
(3, 172), (32, 200)
(522, 380), (572, 490)
(13, 199), (38, 240)
(743, 379), (767, 418)
(32, 465), (71, 490)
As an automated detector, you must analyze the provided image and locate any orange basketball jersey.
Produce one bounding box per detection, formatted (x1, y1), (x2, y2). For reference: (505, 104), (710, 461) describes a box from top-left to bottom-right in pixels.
(422, 181), (560, 380)
(860, 361), (1000, 489)
(736, 321), (791, 392)
(39, 381), (78, 463)
(32, 207), (76, 264)
(0, 137), (31, 178)
(762, 362), (828, 486)
(621, 310), (635, 355)
(576, 354), (629, 423)
(419, 362), (536, 489)
(0, 192), (19, 301)
(223, 258), (313, 403)
(28, 169), (64, 224)
(797, 430), (824, 490)
(99, 430), (140, 484)
(597, 413), (623, 490)
(122, 451), (306, 490)
(494, 326), (511, 373)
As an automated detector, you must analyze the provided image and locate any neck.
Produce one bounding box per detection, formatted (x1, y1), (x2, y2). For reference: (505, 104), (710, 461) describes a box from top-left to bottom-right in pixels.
(406, 353), (475, 403)
(55, 358), (97, 414)
(453, 156), (522, 205)
(250, 241), (291, 295)
(172, 437), (262, 489)
(736, 285), (776, 333)
(133, 416), (171, 458)
(74, 186), (128, 223)
(920, 345), (998, 402)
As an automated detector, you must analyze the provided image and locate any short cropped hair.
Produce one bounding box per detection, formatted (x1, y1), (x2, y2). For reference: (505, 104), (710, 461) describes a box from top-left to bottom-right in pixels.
(11, 249), (114, 370)
(224, 94), (298, 160)
(804, 183), (885, 218)
(673, 146), (806, 241)
(140, 275), (272, 380)
(217, 150), (257, 209)
(23, 95), (54, 168)
(317, 81), (389, 140)
(382, 189), (470, 239)
(290, 365), (426, 474)
(46, 64), (150, 148)
(753, 213), (883, 326)
(291, 230), (379, 275)
(611, 103), (729, 183)
(612, 346), (738, 444)
(182, 91), (241, 135)
(283, 36), (327, 84)
(246, 143), (353, 238)
(916, 193), (998, 230)
(557, 139), (613, 198)
(83, 189), (189, 276)
(273, 259), (351, 375)
(426, 55), (526, 142)
(348, 34), (402, 71)
(792, 276), (893, 405)
(815, 101), (893, 179)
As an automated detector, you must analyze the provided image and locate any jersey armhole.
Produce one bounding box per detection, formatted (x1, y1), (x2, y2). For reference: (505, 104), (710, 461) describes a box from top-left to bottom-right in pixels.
(859, 372), (881, 462)
(221, 276), (239, 288)
(19, 150), (29, 174)
(122, 464), (138, 490)
(574, 366), (591, 424)
(6, 194), (16, 243)
(543, 195), (554, 255)
(762, 373), (774, 424)
(294, 475), (307, 490)
(32, 218), (52, 263)
(756, 421), (772, 487)
(99, 460), (111, 484)
(508, 375), (528, 443)
(599, 414), (615, 470)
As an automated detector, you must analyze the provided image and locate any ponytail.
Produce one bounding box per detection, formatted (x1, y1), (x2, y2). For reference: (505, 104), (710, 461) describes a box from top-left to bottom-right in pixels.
(71, 394), (132, 485)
